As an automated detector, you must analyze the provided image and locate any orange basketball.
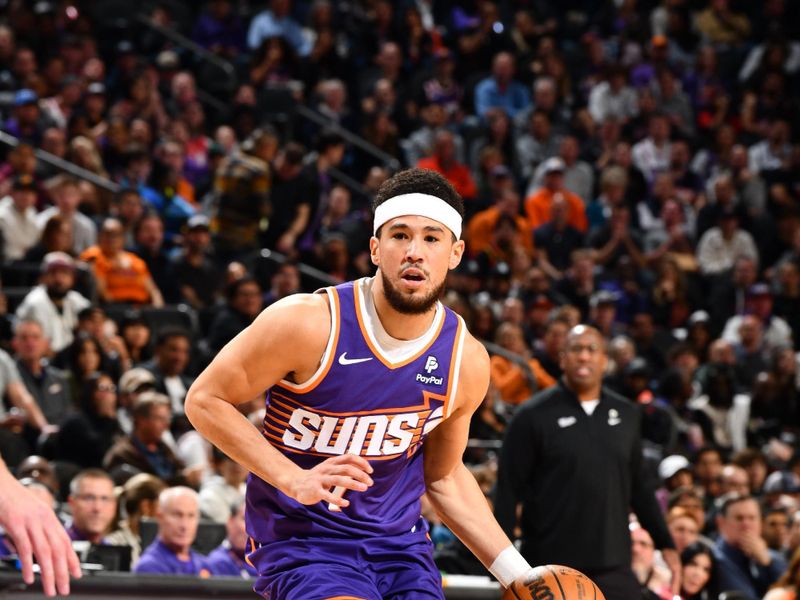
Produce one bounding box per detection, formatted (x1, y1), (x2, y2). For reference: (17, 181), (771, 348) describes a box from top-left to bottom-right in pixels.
(502, 564), (606, 600)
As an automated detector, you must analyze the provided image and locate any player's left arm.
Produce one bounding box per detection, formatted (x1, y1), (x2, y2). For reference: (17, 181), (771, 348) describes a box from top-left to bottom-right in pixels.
(423, 334), (517, 572)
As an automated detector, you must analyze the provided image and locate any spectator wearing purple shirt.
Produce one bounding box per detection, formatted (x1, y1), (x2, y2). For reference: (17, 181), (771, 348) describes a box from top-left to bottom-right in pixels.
(192, 0), (246, 59)
(135, 486), (210, 575)
(206, 498), (257, 578)
(66, 469), (117, 545)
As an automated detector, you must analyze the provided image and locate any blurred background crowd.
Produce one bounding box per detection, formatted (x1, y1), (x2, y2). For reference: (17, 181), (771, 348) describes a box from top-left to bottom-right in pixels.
(0, 0), (799, 596)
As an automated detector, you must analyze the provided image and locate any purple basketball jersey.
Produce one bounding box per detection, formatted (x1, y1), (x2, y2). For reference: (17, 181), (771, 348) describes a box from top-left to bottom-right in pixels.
(245, 279), (466, 544)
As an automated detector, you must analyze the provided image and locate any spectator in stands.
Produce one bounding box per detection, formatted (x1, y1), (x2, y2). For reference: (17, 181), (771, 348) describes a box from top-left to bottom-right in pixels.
(199, 447), (247, 524)
(417, 130), (477, 203)
(103, 391), (190, 486)
(12, 319), (72, 428)
(23, 214), (74, 263)
(118, 311), (152, 367)
(0, 175), (40, 262)
(247, 0), (308, 57)
(666, 507), (701, 555)
(722, 284), (793, 352)
(207, 277), (263, 354)
(630, 522), (672, 600)
(15, 252), (91, 353)
(632, 113), (672, 183)
(719, 464), (751, 497)
(588, 65), (637, 126)
(695, 0), (751, 49)
(130, 212), (176, 303)
(170, 215), (222, 310)
(206, 496), (256, 577)
(689, 363), (751, 453)
(402, 102), (465, 168)
(116, 367), (157, 435)
(106, 473), (166, 567)
(4, 89), (45, 145)
(679, 542), (717, 600)
(534, 194), (585, 279)
(80, 217), (164, 307)
(262, 262), (300, 308)
(263, 142), (309, 253)
(763, 507), (790, 554)
(528, 136), (594, 205)
(696, 209), (759, 276)
(37, 176), (97, 255)
(135, 486), (209, 575)
(56, 372), (122, 469)
(111, 188), (145, 248)
(212, 127), (275, 262)
(490, 322), (555, 407)
(516, 109), (560, 183)
(66, 469), (117, 544)
(142, 329), (193, 417)
(525, 157), (588, 233)
(192, 0), (246, 59)
(713, 492), (785, 599)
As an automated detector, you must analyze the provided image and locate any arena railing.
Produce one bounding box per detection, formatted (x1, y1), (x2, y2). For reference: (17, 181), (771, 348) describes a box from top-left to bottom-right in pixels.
(0, 131), (120, 193)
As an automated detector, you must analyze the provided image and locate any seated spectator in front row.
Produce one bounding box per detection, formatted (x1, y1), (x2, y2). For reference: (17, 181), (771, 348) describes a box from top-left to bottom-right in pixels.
(103, 391), (190, 486)
(106, 473), (166, 566)
(199, 448), (248, 524)
(135, 486), (209, 575)
(713, 492), (786, 600)
(66, 469), (118, 544)
(206, 497), (257, 577)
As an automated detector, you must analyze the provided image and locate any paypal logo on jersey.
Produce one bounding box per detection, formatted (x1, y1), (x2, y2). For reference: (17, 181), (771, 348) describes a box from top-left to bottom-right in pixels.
(416, 355), (443, 386)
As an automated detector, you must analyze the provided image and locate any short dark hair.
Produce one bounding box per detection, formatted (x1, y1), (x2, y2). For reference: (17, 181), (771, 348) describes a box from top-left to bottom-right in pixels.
(155, 327), (190, 347)
(226, 276), (260, 302)
(372, 168), (464, 239)
(716, 492), (756, 517)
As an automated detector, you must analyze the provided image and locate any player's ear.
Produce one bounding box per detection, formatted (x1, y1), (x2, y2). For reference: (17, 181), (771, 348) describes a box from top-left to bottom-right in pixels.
(369, 236), (380, 267)
(448, 239), (465, 270)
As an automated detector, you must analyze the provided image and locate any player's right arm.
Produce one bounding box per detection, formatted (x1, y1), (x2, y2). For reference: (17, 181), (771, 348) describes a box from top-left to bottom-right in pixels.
(185, 293), (373, 508)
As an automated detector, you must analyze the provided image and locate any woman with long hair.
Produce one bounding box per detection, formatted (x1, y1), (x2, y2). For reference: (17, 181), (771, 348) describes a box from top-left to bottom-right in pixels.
(55, 372), (123, 468)
(679, 542), (717, 600)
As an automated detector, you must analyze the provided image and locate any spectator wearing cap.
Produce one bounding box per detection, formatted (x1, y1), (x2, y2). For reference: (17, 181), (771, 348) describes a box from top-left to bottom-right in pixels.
(527, 136), (594, 206)
(169, 214), (222, 310)
(12, 318), (72, 427)
(82, 82), (108, 137)
(16, 252), (91, 353)
(588, 290), (624, 340)
(524, 157), (588, 233)
(657, 455), (693, 510)
(79, 218), (164, 307)
(55, 372), (123, 469)
(490, 322), (556, 407)
(713, 493), (785, 600)
(515, 109), (560, 183)
(696, 208), (759, 276)
(4, 89), (45, 145)
(117, 367), (157, 435)
(36, 175), (97, 255)
(0, 175), (40, 261)
(466, 185), (532, 258)
(722, 284), (792, 352)
(417, 130), (477, 203)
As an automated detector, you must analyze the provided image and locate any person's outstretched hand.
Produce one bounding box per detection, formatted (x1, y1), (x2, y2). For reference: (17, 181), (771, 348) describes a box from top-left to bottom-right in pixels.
(0, 460), (82, 596)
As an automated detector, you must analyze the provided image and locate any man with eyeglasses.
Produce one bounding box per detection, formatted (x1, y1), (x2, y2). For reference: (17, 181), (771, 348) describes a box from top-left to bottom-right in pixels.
(66, 469), (117, 544)
(494, 324), (680, 600)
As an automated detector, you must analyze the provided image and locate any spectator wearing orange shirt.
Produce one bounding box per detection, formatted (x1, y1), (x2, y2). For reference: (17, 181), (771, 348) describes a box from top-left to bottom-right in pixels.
(490, 322), (556, 406)
(524, 157), (587, 233)
(417, 130), (477, 203)
(466, 184), (533, 258)
(80, 218), (164, 307)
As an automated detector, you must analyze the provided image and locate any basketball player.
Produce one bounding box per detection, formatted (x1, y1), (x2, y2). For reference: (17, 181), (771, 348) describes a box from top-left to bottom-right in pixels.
(186, 169), (538, 598)
(0, 455), (81, 596)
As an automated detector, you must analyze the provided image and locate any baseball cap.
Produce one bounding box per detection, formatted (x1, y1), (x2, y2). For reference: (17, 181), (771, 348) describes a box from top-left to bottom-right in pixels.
(118, 368), (156, 395)
(187, 214), (210, 231)
(542, 157), (565, 174)
(687, 310), (710, 327)
(42, 251), (75, 272)
(651, 35), (668, 48)
(86, 82), (106, 96)
(590, 289), (619, 308)
(14, 89), (38, 107)
(490, 164), (512, 179)
(659, 455), (691, 481)
(748, 283), (772, 297)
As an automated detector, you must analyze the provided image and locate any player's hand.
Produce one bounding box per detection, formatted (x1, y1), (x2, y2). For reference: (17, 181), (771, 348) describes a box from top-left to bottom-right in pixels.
(0, 474), (82, 596)
(289, 454), (374, 509)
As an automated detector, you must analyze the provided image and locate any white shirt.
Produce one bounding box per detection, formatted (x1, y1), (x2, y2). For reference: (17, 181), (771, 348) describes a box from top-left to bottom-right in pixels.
(632, 138), (671, 182)
(0, 199), (40, 260)
(16, 285), (91, 352)
(696, 228), (759, 275)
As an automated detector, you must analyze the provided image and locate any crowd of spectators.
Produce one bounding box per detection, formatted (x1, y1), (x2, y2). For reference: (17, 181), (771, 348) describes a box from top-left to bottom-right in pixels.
(0, 0), (798, 595)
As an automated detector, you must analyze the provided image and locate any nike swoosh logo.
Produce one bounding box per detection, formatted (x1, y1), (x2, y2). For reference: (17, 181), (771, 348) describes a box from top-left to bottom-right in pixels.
(338, 352), (374, 366)
(557, 416), (576, 428)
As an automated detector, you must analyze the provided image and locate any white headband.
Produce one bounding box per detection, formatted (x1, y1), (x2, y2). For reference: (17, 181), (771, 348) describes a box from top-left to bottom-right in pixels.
(373, 193), (462, 239)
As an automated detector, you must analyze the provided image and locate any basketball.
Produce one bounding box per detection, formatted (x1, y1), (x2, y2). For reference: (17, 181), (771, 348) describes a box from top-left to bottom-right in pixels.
(502, 565), (606, 600)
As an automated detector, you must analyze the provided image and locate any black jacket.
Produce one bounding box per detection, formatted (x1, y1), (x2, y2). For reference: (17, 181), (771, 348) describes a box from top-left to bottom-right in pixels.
(494, 381), (673, 571)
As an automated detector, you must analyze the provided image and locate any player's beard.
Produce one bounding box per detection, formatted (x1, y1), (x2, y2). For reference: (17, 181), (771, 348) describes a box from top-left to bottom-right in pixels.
(380, 269), (445, 315)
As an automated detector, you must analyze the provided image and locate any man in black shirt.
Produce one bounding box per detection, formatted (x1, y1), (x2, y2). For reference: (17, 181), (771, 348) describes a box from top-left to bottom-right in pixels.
(494, 325), (679, 600)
